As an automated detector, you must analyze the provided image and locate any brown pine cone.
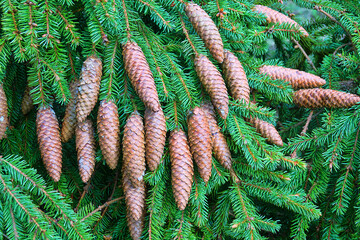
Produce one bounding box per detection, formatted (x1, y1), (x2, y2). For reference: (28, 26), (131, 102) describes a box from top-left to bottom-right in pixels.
(169, 129), (194, 210)
(187, 107), (212, 183)
(97, 100), (120, 169)
(0, 85), (8, 140)
(194, 54), (229, 119)
(293, 88), (360, 109)
(253, 5), (309, 37)
(144, 108), (167, 171)
(123, 169), (146, 221)
(222, 51), (250, 104)
(36, 106), (62, 182)
(248, 117), (283, 146)
(123, 112), (146, 187)
(185, 2), (224, 63)
(127, 213), (144, 240)
(76, 55), (102, 123)
(76, 119), (96, 183)
(61, 81), (78, 142)
(21, 87), (34, 115)
(201, 102), (232, 170)
(123, 42), (161, 112)
(259, 65), (326, 89)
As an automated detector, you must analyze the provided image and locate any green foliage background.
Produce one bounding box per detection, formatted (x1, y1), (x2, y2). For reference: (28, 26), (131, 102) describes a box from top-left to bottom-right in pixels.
(0, 0), (360, 239)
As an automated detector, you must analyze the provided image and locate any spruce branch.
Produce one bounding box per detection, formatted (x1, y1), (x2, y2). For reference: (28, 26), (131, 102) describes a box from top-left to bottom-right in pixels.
(80, 196), (124, 222)
(121, 0), (131, 40)
(180, 13), (199, 56)
(292, 37), (317, 72)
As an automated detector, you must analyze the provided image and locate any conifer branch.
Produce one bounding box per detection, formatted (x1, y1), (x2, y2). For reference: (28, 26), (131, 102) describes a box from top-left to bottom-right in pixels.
(80, 196), (124, 222)
(9, 206), (19, 240)
(179, 14), (198, 56)
(136, 0), (172, 28)
(292, 38), (317, 71)
(122, 0), (131, 40)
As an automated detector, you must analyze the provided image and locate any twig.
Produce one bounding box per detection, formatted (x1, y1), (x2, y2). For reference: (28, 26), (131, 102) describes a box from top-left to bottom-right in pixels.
(179, 13), (198, 56)
(292, 37), (317, 72)
(291, 110), (314, 158)
(314, 6), (358, 54)
(122, 0), (131, 40)
(75, 182), (91, 212)
(80, 196), (124, 222)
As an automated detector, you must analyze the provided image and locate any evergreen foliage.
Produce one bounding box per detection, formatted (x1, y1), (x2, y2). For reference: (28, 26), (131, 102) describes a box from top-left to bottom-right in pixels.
(0, 0), (360, 239)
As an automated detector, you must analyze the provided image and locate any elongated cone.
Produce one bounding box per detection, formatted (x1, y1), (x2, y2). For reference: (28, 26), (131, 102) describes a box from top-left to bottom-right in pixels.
(36, 106), (62, 182)
(76, 119), (96, 183)
(253, 5), (309, 37)
(188, 107), (212, 183)
(185, 2), (224, 63)
(123, 42), (161, 112)
(123, 169), (146, 221)
(259, 65), (326, 89)
(169, 129), (194, 210)
(123, 112), (146, 187)
(97, 100), (120, 169)
(127, 212), (144, 240)
(201, 102), (232, 170)
(61, 81), (78, 142)
(293, 88), (360, 108)
(144, 108), (166, 171)
(194, 54), (229, 119)
(21, 87), (34, 115)
(248, 117), (283, 146)
(222, 51), (250, 104)
(0, 85), (8, 140)
(76, 55), (102, 123)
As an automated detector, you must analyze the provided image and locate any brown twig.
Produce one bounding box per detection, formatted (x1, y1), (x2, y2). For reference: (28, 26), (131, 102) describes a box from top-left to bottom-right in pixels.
(122, 0), (131, 40)
(80, 196), (124, 222)
(290, 110), (314, 158)
(292, 37), (317, 72)
(179, 13), (199, 56)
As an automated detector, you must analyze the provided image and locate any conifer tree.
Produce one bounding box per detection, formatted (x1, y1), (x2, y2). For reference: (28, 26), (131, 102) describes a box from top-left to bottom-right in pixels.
(1, 0), (360, 239)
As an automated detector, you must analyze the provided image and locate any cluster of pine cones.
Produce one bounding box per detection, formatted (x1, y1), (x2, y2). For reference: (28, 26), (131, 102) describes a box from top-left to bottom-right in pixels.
(1, 2), (360, 239)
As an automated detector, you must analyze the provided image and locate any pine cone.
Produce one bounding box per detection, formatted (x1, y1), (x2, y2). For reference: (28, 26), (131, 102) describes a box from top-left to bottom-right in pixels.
(123, 42), (161, 112)
(187, 107), (212, 183)
(21, 87), (34, 115)
(123, 169), (146, 221)
(144, 108), (166, 171)
(194, 54), (229, 119)
(248, 117), (283, 146)
(123, 112), (146, 187)
(253, 5), (309, 37)
(201, 102), (232, 170)
(222, 51), (250, 104)
(293, 88), (360, 108)
(185, 2), (224, 63)
(76, 55), (102, 123)
(61, 81), (78, 142)
(36, 106), (62, 182)
(127, 211), (144, 240)
(169, 129), (194, 210)
(259, 65), (326, 89)
(0, 85), (8, 140)
(97, 100), (120, 169)
(76, 119), (96, 183)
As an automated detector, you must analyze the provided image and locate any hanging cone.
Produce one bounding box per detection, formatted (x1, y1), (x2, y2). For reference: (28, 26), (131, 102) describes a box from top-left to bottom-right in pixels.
(123, 169), (146, 221)
(144, 108), (167, 171)
(248, 117), (283, 146)
(123, 42), (161, 112)
(169, 129), (194, 210)
(61, 80), (79, 142)
(187, 106), (212, 183)
(76, 119), (96, 183)
(293, 88), (360, 108)
(123, 112), (146, 188)
(36, 106), (62, 182)
(127, 212), (144, 240)
(76, 55), (102, 123)
(222, 51), (250, 104)
(259, 65), (326, 89)
(185, 2), (224, 63)
(0, 85), (9, 140)
(253, 5), (309, 37)
(201, 102), (232, 170)
(21, 87), (34, 115)
(97, 100), (120, 169)
(194, 54), (229, 119)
